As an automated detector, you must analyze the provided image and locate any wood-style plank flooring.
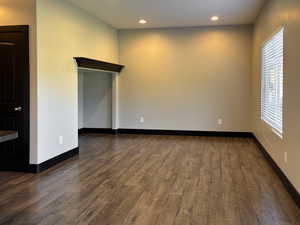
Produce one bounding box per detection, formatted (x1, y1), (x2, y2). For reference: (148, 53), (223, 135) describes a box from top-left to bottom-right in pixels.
(0, 134), (299, 225)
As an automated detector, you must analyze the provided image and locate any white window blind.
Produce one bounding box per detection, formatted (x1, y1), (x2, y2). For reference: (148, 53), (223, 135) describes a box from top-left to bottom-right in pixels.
(261, 27), (284, 136)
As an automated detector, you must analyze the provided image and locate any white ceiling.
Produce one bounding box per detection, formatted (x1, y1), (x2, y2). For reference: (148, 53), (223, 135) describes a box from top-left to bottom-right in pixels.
(67, 0), (266, 29)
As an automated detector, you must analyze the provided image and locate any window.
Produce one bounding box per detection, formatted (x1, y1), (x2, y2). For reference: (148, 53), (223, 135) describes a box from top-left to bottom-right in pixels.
(261, 27), (284, 137)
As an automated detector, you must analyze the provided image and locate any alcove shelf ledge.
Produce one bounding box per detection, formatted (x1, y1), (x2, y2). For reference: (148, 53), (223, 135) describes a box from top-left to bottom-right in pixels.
(74, 57), (125, 73)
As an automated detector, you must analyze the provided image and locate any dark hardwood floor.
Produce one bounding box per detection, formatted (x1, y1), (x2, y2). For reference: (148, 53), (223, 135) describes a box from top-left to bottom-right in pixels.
(0, 134), (299, 225)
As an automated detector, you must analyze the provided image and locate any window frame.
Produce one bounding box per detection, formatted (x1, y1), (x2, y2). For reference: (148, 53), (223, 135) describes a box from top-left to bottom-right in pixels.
(260, 26), (284, 138)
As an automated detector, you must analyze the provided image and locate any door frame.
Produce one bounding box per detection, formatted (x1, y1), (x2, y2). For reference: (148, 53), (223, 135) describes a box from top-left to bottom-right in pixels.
(0, 25), (30, 169)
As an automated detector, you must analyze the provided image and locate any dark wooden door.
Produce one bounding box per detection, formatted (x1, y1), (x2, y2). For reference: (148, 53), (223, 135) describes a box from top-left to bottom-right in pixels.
(0, 26), (30, 171)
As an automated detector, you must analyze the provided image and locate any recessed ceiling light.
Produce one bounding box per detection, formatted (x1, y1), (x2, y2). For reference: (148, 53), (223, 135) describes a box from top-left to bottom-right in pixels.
(211, 16), (219, 21)
(139, 19), (147, 24)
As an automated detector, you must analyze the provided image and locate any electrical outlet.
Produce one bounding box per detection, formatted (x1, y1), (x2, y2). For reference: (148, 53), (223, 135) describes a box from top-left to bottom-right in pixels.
(59, 136), (63, 145)
(284, 152), (288, 163)
(218, 118), (223, 125)
(140, 116), (144, 123)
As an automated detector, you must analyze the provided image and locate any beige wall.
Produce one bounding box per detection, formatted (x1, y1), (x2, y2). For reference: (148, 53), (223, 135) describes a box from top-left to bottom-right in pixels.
(252, 0), (300, 192)
(118, 26), (252, 131)
(78, 71), (113, 129)
(36, 0), (119, 163)
(0, 0), (38, 163)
